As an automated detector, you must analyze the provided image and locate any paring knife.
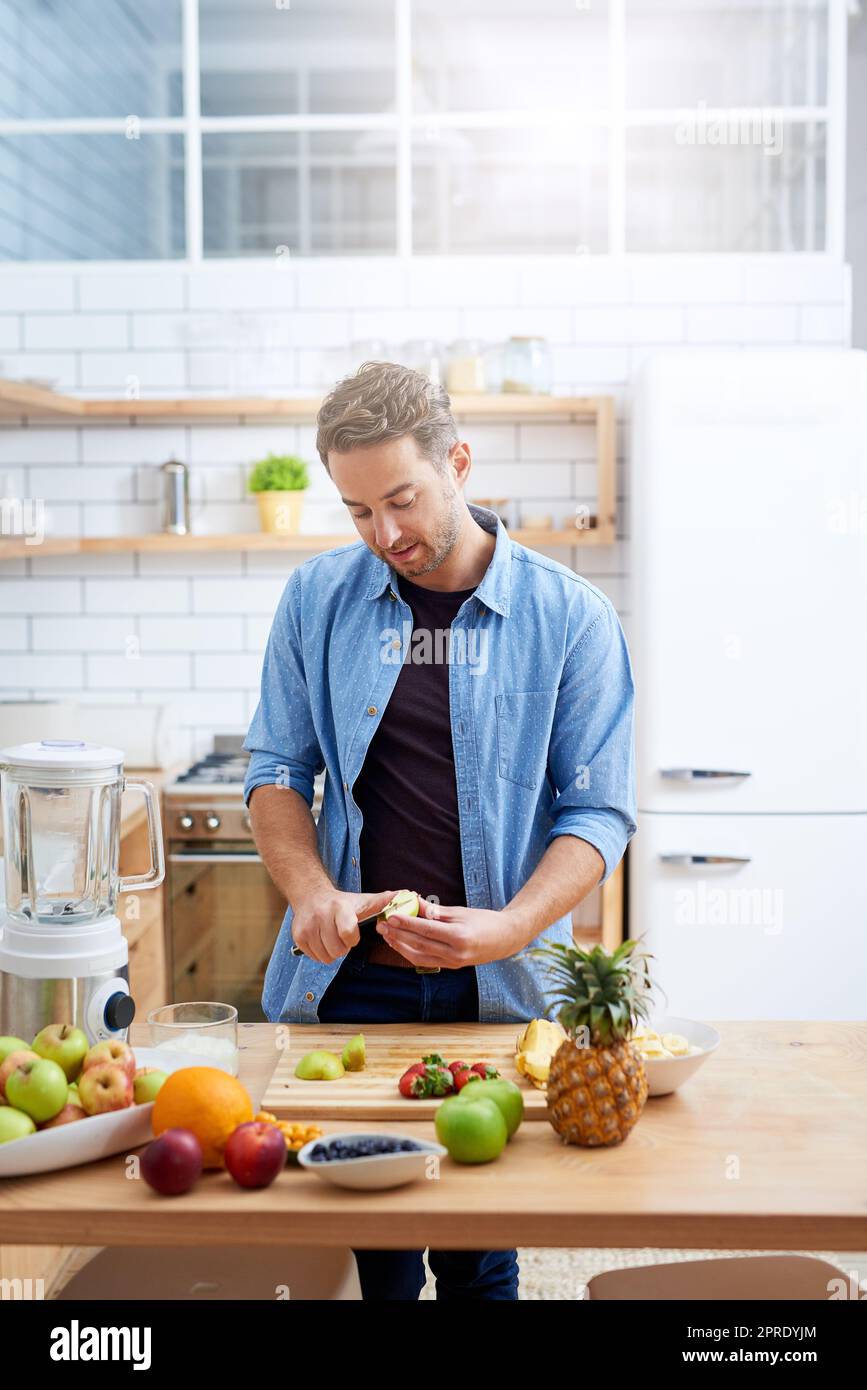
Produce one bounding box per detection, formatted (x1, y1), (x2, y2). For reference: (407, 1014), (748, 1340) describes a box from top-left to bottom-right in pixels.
(291, 912), (380, 956)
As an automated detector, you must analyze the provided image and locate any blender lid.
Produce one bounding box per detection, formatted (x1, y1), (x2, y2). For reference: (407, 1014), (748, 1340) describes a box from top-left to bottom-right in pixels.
(0, 739), (125, 770)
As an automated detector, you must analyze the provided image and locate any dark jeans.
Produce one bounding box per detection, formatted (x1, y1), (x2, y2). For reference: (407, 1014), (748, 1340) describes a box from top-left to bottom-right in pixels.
(317, 942), (520, 1301)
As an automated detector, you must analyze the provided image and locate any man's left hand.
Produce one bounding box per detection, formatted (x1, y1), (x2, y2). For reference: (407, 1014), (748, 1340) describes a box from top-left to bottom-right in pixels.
(378, 896), (527, 969)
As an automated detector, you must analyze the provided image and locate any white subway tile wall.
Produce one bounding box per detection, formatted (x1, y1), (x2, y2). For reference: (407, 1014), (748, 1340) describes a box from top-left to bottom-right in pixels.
(0, 255), (851, 759)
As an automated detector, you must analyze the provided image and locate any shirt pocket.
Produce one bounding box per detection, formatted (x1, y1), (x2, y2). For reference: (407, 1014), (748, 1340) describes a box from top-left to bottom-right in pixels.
(495, 688), (559, 790)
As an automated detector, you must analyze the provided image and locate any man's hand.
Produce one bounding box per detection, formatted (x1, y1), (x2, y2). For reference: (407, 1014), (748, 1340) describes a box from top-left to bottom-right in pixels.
(378, 896), (527, 970)
(291, 887), (397, 964)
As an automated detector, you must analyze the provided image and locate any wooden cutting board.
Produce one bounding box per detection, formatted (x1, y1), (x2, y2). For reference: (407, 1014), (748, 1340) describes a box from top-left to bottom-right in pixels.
(259, 1023), (551, 1121)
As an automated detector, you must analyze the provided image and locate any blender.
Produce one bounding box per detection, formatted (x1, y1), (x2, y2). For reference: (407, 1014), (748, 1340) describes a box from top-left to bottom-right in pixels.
(0, 740), (164, 1044)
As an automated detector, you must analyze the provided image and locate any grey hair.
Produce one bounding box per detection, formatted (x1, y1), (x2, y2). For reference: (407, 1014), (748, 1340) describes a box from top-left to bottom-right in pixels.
(315, 361), (459, 474)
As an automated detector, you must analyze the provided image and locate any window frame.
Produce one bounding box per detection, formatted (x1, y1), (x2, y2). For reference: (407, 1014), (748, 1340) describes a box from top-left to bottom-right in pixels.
(0, 0), (847, 261)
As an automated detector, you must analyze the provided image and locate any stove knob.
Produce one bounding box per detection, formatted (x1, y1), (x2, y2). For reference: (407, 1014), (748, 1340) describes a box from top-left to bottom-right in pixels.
(178, 813), (194, 831)
(204, 813), (221, 831)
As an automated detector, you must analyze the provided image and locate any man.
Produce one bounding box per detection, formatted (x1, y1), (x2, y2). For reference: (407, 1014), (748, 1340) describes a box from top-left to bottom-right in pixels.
(243, 361), (636, 1300)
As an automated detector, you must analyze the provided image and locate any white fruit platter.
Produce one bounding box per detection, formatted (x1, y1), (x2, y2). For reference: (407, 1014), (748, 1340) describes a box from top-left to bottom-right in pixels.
(0, 1048), (214, 1179)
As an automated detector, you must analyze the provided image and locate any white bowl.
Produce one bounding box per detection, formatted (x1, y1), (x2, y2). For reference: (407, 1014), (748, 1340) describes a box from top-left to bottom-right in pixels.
(0, 1047), (216, 1178)
(297, 1131), (447, 1190)
(636, 1016), (721, 1097)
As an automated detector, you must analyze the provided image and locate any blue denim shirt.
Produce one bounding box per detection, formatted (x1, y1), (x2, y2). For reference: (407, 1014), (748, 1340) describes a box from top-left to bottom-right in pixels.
(243, 503), (636, 1024)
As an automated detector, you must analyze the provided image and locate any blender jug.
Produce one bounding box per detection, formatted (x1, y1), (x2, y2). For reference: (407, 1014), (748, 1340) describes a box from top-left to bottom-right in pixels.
(1, 740), (164, 924)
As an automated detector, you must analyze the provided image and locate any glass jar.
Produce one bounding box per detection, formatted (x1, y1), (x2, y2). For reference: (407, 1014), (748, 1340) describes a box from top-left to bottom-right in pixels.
(446, 339), (487, 393)
(501, 336), (552, 394)
(400, 339), (443, 384)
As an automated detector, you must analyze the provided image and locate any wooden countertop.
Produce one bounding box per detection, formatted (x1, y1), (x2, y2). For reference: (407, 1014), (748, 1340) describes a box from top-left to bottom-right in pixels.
(0, 1021), (864, 1252)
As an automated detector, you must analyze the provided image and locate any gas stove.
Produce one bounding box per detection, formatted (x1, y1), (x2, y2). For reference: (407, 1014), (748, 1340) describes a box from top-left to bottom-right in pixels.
(164, 737), (322, 841)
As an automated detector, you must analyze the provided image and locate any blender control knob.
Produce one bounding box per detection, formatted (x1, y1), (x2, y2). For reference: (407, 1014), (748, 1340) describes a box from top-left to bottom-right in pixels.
(178, 813), (194, 831)
(204, 813), (221, 831)
(104, 991), (136, 1032)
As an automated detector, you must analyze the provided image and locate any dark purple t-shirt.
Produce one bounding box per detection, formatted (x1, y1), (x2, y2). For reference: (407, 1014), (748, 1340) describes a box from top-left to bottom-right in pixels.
(354, 572), (476, 908)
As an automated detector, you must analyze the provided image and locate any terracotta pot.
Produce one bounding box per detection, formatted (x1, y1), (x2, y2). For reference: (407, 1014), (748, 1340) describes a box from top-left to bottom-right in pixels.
(255, 490), (305, 535)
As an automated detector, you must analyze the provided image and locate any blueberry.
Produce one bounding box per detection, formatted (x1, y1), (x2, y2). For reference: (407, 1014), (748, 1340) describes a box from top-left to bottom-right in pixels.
(400, 1140), (418, 1151)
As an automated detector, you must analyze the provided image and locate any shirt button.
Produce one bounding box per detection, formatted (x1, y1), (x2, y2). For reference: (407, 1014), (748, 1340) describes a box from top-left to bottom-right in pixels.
(305, 992), (314, 1002)
(479, 605), (486, 615)
(343, 780), (348, 790)
(388, 591), (396, 601)
(351, 856), (357, 866)
(368, 705), (377, 715)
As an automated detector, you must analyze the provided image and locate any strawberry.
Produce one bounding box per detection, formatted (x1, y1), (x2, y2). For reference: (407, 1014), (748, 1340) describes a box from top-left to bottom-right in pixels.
(422, 1053), (447, 1068)
(470, 1062), (500, 1080)
(405, 1061), (426, 1076)
(454, 1068), (482, 1092)
(447, 1060), (469, 1076)
(399, 1068), (428, 1099)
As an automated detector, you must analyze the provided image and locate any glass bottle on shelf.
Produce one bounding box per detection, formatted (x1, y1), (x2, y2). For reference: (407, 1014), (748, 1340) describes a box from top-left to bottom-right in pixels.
(446, 339), (487, 393)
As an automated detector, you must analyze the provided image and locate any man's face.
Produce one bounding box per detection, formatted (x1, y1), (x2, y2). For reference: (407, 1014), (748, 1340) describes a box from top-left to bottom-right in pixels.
(329, 434), (464, 579)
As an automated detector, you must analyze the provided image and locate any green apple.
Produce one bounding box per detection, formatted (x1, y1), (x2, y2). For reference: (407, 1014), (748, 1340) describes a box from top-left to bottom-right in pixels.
(5, 1057), (68, 1124)
(454, 1077), (524, 1139)
(133, 1068), (168, 1104)
(32, 1024), (90, 1082)
(378, 890), (419, 921)
(0, 1049), (39, 1102)
(0, 1106), (36, 1144)
(341, 1033), (365, 1072)
(67, 1084), (81, 1106)
(0, 1036), (30, 1066)
(294, 1050), (345, 1081)
(435, 1095), (507, 1164)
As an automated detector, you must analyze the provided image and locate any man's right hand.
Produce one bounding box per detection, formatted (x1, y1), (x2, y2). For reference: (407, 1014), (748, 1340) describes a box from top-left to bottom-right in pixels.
(290, 887), (397, 964)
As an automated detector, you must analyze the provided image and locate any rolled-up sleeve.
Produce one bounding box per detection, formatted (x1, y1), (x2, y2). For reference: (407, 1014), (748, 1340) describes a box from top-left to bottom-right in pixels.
(243, 568), (324, 809)
(544, 596), (637, 883)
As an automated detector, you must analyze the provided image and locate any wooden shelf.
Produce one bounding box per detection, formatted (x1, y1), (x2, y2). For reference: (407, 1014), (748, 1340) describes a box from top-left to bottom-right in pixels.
(0, 380), (617, 553)
(0, 526), (612, 561)
(0, 379), (607, 424)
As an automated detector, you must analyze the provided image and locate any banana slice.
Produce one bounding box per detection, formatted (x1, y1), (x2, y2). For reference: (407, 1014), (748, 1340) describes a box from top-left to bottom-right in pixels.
(661, 1032), (691, 1057)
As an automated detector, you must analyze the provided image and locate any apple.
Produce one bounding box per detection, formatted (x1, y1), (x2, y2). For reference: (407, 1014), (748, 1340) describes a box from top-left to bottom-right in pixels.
(0, 1049), (39, 1102)
(454, 1077), (524, 1139)
(32, 1024), (89, 1082)
(67, 1083), (81, 1106)
(81, 1039), (136, 1082)
(341, 1034), (365, 1072)
(0, 1036), (30, 1066)
(141, 1128), (203, 1196)
(133, 1068), (168, 1104)
(78, 1062), (133, 1115)
(224, 1121), (287, 1189)
(0, 1106), (36, 1143)
(39, 1101), (87, 1129)
(435, 1095), (507, 1164)
(294, 1050), (345, 1081)
(6, 1058), (68, 1124)
(378, 890), (420, 922)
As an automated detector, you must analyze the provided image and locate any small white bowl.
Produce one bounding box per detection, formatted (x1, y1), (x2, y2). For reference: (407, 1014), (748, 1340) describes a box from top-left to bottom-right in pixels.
(297, 1131), (447, 1190)
(636, 1015), (721, 1097)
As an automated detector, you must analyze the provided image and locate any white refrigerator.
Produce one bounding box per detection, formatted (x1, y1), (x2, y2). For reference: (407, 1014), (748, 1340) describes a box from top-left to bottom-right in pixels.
(629, 348), (867, 1019)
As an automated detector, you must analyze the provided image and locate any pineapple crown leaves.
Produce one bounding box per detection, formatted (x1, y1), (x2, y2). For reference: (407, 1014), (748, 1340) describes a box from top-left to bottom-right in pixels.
(527, 937), (658, 1046)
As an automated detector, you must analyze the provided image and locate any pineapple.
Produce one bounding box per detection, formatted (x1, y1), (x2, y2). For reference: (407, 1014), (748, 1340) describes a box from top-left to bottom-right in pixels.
(528, 938), (656, 1147)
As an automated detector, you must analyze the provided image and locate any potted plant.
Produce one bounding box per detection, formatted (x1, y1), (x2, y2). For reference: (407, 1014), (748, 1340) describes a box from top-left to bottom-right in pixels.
(247, 453), (310, 535)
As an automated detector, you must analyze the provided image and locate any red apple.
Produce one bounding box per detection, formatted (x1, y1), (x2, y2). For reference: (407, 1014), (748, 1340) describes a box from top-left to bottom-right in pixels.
(224, 1121), (286, 1189)
(39, 1102), (88, 1129)
(0, 1049), (39, 1102)
(78, 1062), (133, 1115)
(81, 1039), (136, 1082)
(141, 1128), (203, 1196)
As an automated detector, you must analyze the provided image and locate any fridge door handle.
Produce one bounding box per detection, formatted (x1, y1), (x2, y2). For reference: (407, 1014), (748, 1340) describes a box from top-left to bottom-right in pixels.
(660, 853), (752, 866)
(660, 768), (752, 780)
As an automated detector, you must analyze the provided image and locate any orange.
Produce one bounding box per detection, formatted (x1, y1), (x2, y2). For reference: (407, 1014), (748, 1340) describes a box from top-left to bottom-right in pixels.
(151, 1067), (254, 1169)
